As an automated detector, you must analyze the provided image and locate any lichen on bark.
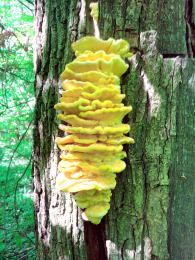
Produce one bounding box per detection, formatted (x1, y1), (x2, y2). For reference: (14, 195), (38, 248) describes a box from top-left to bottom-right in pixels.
(33, 0), (195, 259)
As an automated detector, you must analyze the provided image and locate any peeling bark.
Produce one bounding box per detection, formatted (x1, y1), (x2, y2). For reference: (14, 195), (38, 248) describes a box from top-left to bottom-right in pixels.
(33, 0), (195, 259)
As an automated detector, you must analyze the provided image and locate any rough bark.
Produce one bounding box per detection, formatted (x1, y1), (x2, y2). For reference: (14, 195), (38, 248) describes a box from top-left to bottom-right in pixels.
(33, 0), (195, 259)
(102, 31), (195, 260)
(168, 59), (195, 259)
(99, 0), (195, 57)
(33, 0), (93, 258)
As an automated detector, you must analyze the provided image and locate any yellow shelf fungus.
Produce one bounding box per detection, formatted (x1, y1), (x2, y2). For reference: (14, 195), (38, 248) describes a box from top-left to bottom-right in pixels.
(60, 151), (127, 163)
(60, 86), (125, 103)
(54, 36), (133, 224)
(58, 124), (130, 135)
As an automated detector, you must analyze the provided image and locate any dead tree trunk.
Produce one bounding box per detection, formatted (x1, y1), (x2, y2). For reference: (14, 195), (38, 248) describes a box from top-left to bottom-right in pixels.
(33, 0), (195, 259)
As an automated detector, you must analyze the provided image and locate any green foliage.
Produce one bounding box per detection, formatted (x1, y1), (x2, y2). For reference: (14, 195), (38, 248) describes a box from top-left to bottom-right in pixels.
(0, 0), (35, 258)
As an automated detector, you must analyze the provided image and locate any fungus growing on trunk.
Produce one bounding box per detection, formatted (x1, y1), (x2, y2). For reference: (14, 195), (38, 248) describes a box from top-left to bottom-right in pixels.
(54, 36), (134, 224)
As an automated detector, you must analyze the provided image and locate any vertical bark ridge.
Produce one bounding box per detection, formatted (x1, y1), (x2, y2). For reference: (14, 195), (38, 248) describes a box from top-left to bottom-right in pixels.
(168, 59), (195, 259)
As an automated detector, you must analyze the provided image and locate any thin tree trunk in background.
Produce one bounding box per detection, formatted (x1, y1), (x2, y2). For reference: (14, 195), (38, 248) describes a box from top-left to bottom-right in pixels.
(33, 0), (195, 259)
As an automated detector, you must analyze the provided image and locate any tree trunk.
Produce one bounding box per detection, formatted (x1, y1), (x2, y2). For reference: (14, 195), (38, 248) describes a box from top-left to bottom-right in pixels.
(33, 0), (195, 259)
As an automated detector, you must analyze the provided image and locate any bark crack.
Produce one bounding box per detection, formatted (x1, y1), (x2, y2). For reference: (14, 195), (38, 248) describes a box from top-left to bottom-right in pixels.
(84, 221), (108, 260)
(121, 238), (129, 260)
(122, 0), (129, 34)
(140, 92), (150, 260)
(185, 0), (195, 57)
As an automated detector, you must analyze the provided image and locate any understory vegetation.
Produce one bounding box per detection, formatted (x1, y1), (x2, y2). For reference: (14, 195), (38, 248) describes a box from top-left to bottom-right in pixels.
(0, 0), (35, 258)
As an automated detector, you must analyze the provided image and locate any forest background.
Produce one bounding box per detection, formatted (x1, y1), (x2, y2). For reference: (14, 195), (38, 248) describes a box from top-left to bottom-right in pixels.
(0, 0), (35, 259)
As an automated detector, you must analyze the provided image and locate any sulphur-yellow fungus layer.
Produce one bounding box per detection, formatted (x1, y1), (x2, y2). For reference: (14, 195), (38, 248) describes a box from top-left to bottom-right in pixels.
(60, 151), (127, 163)
(60, 86), (124, 103)
(58, 159), (126, 174)
(71, 36), (130, 57)
(56, 134), (134, 145)
(58, 124), (130, 135)
(54, 36), (133, 224)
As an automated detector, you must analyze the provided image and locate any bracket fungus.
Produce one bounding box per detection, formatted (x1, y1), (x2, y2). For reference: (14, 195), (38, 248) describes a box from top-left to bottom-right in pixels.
(54, 36), (134, 224)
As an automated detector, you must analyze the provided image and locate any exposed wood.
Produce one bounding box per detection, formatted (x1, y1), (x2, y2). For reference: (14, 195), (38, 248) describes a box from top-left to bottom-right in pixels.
(84, 221), (107, 260)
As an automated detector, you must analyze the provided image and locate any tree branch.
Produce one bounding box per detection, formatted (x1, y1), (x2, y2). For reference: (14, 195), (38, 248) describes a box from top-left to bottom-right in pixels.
(0, 98), (35, 116)
(3, 120), (33, 247)
(0, 226), (35, 245)
(14, 156), (32, 227)
(16, 0), (33, 12)
(0, 68), (34, 83)
(24, 0), (34, 6)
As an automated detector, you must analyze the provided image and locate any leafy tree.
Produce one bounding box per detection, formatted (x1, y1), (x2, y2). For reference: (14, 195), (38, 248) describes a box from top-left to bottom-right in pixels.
(0, 0), (35, 258)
